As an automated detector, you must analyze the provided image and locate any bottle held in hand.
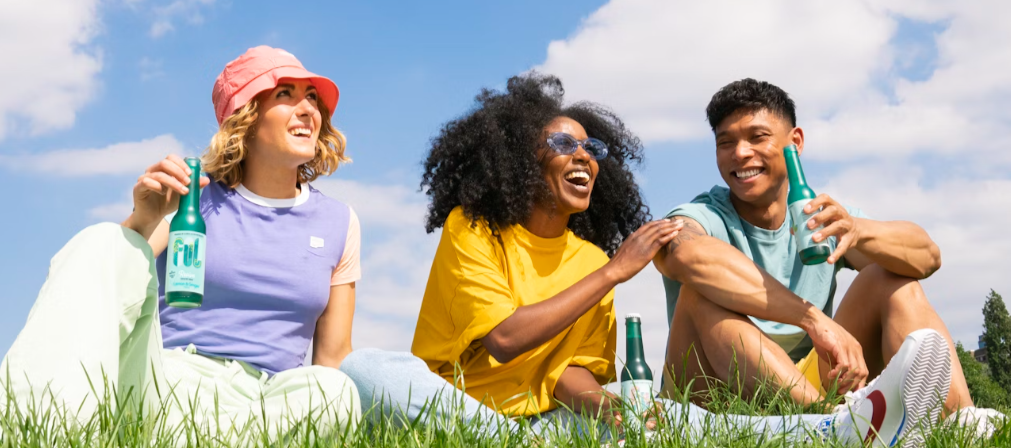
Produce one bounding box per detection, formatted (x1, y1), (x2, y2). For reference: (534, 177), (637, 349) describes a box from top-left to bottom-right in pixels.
(784, 144), (831, 265)
(620, 313), (653, 432)
(165, 157), (206, 308)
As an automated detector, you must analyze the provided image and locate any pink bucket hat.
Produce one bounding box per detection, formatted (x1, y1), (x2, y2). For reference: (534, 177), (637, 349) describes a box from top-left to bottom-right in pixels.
(211, 46), (339, 126)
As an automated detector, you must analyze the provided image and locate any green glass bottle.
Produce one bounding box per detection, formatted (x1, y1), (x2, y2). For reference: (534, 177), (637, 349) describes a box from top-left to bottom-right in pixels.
(165, 157), (206, 308)
(620, 313), (653, 431)
(784, 144), (831, 265)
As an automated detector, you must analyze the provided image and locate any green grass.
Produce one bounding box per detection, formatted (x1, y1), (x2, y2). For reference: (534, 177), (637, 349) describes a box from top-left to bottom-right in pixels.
(1, 372), (1008, 448)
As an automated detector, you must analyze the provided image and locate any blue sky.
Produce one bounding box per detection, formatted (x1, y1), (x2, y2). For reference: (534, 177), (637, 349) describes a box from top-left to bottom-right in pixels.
(1, 0), (1009, 374)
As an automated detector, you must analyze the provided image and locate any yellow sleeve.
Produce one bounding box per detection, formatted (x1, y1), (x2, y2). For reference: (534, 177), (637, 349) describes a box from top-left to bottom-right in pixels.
(570, 290), (617, 385)
(412, 208), (518, 364)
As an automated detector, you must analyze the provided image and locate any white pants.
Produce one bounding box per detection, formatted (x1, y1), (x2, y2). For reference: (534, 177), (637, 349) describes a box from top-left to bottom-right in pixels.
(0, 223), (360, 441)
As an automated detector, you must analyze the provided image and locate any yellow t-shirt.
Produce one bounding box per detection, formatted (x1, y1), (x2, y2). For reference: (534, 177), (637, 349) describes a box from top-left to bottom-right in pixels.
(411, 207), (616, 417)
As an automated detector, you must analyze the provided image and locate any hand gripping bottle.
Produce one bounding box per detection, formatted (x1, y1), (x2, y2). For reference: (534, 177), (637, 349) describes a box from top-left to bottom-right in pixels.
(784, 144), (831, 265)
(620, 313), (653, 432)
(165, 157), (206, 308)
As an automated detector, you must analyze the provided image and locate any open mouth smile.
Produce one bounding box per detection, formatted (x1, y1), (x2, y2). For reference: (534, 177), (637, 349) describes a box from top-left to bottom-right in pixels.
(288, 125), (313, 139)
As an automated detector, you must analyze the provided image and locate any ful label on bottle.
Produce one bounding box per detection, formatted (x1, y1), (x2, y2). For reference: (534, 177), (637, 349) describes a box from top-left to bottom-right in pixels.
(165, 231), (205, 295)
(788, 199), (829, 252)
(621, 379), (653, 431)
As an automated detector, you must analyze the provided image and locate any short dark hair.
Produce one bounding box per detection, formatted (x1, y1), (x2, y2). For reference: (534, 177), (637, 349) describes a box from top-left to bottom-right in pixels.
(420, 72), (650, 256)
(705, 78), (796, 132)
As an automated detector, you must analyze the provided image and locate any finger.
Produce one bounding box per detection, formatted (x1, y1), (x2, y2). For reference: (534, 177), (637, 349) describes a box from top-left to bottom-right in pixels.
(803, 193), (835, 214)
(165, 154), (192, 176)
(826, 235), (853, 264)
(644, 220), (680, 239)
(199, 176), (211, 188)
(633, 219), (665, 235)
(148, 171), (190, 195)
(139, 176), (167, 196)
(806, 205), (840, 229)
(813, 219), (848, 242)
(154, 157), (192, 186)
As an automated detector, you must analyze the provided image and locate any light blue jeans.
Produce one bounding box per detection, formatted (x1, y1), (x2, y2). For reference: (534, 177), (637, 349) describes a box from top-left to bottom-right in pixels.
(339, 349), (833, 442)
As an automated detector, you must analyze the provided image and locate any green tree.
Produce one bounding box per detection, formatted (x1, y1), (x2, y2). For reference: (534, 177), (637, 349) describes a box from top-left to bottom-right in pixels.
(956, 342), (1008, 408)
(983, 289), (1011, 393)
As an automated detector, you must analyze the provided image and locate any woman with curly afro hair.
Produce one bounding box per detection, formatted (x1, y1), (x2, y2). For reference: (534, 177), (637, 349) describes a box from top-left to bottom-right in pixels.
(339, 73), (684, 435)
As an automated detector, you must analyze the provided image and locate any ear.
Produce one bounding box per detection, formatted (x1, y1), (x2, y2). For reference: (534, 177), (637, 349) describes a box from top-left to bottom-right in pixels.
(791, 127), (806, 156)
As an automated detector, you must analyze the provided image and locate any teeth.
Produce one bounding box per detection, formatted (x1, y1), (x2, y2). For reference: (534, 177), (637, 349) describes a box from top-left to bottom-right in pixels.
(289, 128), (311, 137)
(565, 171), (590, 180)
(735, 168), (761, 179)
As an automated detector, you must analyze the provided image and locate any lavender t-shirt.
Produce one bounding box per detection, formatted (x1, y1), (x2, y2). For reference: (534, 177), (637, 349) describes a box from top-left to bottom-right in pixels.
(157, 181), (351, 375)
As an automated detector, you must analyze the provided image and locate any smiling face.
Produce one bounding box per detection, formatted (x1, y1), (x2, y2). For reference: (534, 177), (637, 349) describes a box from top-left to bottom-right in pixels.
(251, 78), (322, 169)
(536, 116), (599, 215)
(714, 108), (802, 208)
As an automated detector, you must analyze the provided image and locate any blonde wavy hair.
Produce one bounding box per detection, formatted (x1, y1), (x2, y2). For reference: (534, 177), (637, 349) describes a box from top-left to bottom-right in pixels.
(202, 97), (350, 188)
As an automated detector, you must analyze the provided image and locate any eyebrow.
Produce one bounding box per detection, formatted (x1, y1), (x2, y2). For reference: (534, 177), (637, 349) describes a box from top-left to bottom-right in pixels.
(715, 123), (774, 139)
(275, 83), (317, 92)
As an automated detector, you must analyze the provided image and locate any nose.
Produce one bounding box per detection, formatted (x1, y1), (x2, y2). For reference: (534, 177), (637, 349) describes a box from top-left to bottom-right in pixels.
(733, 141), (755, 161)
(572, 143), (592, 163)
(294, 94), (317, 117)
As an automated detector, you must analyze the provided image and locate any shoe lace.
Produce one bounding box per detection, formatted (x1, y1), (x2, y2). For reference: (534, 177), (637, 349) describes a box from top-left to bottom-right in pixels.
(832, 376), (881, 414)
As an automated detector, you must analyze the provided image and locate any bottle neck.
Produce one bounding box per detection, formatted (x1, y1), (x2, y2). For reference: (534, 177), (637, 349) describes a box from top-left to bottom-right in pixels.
(784, 146), (808, 190)
(626, 321), (645, 362)
(180, 167), (201, 211)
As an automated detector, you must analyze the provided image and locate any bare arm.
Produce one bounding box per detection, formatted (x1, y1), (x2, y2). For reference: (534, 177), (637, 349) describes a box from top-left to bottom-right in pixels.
(841, 218), (942, 278)
(313, 283), (355, 369)
(803, 194), (941, 278)
(553, 366), (618, 420)
(653, 217), (868, 390)
(652, 217), (822, 328)
(147, 219), (170, 258)
(482, 219), (682, 364)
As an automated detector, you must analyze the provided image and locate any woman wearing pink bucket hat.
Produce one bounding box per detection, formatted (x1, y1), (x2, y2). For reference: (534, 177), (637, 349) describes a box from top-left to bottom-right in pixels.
(1, 46), (362, 441)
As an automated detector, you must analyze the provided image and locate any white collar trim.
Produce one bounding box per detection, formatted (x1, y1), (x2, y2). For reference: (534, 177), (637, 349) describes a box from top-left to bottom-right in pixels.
(235, 183), (310, 208)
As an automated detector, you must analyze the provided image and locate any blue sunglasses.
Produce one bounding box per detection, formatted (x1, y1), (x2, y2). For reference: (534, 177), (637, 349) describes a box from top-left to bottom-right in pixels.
(546, 132), (609, 160)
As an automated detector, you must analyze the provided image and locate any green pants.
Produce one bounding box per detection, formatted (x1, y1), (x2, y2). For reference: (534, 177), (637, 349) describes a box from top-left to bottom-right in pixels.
(1, 223), (360, 439)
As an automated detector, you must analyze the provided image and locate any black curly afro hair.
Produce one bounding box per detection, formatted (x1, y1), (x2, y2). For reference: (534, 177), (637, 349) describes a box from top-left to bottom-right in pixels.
(420, 72), (650, 256)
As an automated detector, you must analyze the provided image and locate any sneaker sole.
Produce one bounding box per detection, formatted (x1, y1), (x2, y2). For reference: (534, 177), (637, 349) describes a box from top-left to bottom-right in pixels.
(898, 331), (951, 448)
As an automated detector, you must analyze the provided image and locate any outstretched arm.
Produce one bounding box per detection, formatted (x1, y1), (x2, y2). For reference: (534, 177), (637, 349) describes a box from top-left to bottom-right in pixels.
(482, 219), (682, 364)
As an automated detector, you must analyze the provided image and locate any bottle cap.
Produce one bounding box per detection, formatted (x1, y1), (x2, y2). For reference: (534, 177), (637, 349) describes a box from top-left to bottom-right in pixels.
(625, 313), (641, 320)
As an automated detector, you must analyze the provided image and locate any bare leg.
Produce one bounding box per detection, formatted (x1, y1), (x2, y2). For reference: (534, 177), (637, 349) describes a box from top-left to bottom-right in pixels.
(832, 264), (971, 413)
(660, 285), (822, 407)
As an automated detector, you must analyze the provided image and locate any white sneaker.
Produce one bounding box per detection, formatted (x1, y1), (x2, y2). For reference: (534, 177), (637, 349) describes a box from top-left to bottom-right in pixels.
(823, 329), (951, 447)
(944, 406), (1006, 440)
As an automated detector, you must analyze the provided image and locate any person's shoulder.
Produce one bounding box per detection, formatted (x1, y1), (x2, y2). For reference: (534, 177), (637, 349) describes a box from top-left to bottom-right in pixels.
(444, 206), (491, 233)
(305, 183), (353, 216)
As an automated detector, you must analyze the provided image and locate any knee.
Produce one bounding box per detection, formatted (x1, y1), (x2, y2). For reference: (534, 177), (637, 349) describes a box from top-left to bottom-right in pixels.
(301, 366), (361, 403)
(339, 348), (388, 379)
(855, 264), (926, 304)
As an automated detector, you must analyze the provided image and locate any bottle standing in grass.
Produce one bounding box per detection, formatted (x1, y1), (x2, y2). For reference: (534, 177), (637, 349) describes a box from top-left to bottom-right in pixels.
(620, 313), (653, 431)
(165, 157), (206, 308)
(784, 144), (831, 265)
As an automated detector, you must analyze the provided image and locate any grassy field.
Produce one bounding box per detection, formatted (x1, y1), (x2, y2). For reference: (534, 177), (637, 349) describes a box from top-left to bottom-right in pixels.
(1, 375), (1007, 448)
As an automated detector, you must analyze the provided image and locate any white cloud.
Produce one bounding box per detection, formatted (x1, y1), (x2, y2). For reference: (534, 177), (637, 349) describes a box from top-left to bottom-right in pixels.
(0, 0), (102, 140)
(536, 0), (1011, 167)
(0, 134), (186, 177)
(818, 165), (1011, 347)
(536, 0), (895, 142)
(149, 0), (216, 39)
